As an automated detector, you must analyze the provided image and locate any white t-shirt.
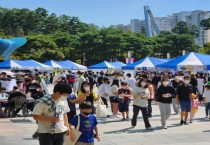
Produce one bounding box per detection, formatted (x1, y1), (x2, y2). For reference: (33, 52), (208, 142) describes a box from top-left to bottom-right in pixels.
(125, 78), (136, 90)
(133, 87), (150, 107)
(32, 99), (70, 134)
(106, 85), (118, 96)
(98, 83), (111, 99)
(0, 92), (9, 99)
(203, 90), (210, 103)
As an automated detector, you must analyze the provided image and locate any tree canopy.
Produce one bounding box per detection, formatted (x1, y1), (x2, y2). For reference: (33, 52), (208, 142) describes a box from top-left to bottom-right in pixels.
(0, 7), (201, 65)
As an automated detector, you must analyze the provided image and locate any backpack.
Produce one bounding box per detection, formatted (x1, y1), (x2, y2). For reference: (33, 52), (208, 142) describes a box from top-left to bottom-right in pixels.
(67, 75), (75, 83)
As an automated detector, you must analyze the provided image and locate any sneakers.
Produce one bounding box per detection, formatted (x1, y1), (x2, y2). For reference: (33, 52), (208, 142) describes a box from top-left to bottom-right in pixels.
(32, 132), (39, 139)
(162, 125), (167, 129)
(180, 120), (189, 125)
(180, 120), (184, 125)
(148, 115), (152, 118)
(121, 118), (126, 121)
(125, 117), (130, 121)
(174, 112), (179, 115)
(131, 126), (135, 128)
(146, 127), (153, 130)
(110, 115), (121, 119)
(183, 121), (189, 125)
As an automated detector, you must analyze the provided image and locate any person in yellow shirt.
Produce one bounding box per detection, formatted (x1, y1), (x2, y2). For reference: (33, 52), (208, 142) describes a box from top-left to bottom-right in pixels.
(77, 81), (98, 114)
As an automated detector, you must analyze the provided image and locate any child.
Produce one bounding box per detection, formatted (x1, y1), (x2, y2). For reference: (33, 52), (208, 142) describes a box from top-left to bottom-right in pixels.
(190, 93), (198, 123)
(70, 101), (100, 145)
(67, 85), (77, 122)
(203, 84), (210, 119)
(118, 81), (132, 121)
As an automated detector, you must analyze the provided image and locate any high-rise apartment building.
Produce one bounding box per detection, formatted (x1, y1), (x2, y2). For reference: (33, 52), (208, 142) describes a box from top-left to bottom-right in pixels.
(112, 9), (210, 45)
(130, 19), (141, 33)
(154, 17), (171, 32)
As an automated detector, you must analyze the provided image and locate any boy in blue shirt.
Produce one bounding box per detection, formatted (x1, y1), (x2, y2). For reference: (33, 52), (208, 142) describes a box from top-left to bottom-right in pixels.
(70, 101), (100, 145)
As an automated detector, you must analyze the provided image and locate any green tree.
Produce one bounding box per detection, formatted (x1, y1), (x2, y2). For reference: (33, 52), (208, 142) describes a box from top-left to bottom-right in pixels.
(200, 18), (210, 30)
(172, 21), (198, 37)
(199, 42), (210, 54)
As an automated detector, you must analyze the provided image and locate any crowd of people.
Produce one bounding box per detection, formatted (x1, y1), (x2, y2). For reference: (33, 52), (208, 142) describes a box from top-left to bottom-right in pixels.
(0, 69), (210, 145)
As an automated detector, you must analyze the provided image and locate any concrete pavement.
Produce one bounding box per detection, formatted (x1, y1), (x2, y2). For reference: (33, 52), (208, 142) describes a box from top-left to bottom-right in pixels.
(0, 101), (210, 145)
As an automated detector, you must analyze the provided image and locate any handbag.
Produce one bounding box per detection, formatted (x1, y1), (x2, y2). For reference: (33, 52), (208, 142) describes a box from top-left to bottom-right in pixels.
(96, 97), (107, 117)
(64, 115), (82, 145)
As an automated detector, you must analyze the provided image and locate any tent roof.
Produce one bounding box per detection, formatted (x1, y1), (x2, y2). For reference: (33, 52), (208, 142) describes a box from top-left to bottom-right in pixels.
(157, 52), (210, 70)
(59, 60), (87, 70)
(122, 57), (168, 70)
(18, 60), (51, 68)
(0, 60), (23, 69)
(43, 60), (62, 68)
(109, 61), (126, 69)
(88, 61), (115, 69)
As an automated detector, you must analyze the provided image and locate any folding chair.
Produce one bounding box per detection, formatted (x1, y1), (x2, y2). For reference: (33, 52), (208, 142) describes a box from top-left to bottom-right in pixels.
(8, 96), (27, 119)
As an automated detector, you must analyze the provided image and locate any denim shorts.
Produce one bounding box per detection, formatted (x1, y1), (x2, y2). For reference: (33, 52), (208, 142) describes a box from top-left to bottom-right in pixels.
(180, 100), (191, 112)
(119, 101), (129, 112)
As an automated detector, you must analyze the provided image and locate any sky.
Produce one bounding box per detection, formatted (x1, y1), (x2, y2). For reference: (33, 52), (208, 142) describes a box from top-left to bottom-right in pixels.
(0, 0), (210, 27)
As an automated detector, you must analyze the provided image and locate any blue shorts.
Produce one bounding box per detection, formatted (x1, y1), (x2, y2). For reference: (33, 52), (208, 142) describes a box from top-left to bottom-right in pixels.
(119, 101), (129, 112)
(180, 100), (191, 112)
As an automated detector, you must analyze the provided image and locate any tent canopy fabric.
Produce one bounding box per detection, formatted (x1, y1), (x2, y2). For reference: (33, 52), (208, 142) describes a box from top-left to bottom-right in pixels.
(0, 60), (23, 69)
(22, 60), (51, 68)
(0, 59), (51, 70)
(43, 60), (62, 68)
(122, 57), (168, 70)
(109, 61), (126, 69)
(157, 52), (210, 71)
(88, 61), (115, 69)
(59, 60), (87, 70)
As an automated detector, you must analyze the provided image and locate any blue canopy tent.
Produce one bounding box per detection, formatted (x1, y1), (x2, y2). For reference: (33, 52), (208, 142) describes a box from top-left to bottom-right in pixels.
(88, 61), (115, 69)
(122, 57), (169, 70)
(157, 52), (210, 71)
(59, 60), (87, 70)
(0, 60), (23, 69)
(43, 60), (62, 68)
(109, 61), (126, 69)
(17, 60), (52, 70)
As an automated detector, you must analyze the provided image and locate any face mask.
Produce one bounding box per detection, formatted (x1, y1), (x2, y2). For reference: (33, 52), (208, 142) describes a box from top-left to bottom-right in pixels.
(175, 76), (179, 80)
(83, 112), (91, 116)
(163, 81), (169, 86)
(59, 95), (67, 101)
(141, 82), (147, 87)
(84, 87), (90, 91)
(184, 80), (190, 84)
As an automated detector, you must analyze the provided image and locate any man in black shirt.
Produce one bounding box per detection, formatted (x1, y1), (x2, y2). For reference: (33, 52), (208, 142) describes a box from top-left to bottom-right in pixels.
(8, 86), (26, 116)
(156, 77), (176, 129)
(176, 76), (193, 125)
(26, 79), (41, 99)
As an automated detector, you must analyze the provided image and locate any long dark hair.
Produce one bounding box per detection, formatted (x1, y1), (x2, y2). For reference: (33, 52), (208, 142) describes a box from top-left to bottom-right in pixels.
(111, 79), (120, 87)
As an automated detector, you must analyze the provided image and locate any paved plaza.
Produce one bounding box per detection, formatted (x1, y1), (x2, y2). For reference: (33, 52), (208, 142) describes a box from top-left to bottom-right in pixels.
(0, 101), (210, 145)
